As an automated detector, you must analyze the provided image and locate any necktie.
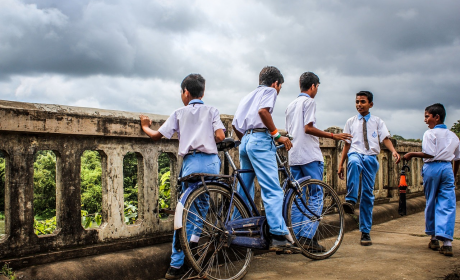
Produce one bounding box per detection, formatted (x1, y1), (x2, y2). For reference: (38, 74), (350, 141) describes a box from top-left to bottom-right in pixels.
(363, 118), (369, 150)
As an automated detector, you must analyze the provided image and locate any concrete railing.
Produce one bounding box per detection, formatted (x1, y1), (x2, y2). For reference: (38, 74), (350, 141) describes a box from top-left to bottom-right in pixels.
(0, 100), (457, 268)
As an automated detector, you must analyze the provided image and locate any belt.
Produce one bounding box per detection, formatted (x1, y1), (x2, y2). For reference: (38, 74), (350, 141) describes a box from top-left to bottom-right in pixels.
(245, 128), (268, 135)
(431, 160), (449, 163)
(185, 150), (203, 156)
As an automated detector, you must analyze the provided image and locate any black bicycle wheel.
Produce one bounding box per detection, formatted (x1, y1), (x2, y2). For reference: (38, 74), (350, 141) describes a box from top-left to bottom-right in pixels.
(179, 183), (253, 280)
(285, 179), (344, 260)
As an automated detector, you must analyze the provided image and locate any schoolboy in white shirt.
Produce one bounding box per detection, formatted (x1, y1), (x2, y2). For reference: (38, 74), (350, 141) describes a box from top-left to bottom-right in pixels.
(338, 91), (400, 246)
(232, 66), (294, 252)
(404, 103), (460, 257)
(140, 74), (225, 279)
(285, 72), (352, 251)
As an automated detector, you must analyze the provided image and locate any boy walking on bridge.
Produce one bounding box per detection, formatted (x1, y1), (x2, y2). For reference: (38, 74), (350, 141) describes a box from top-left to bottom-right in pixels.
(140, 74), (225, 279)
(285, 72), (352, 251)
(232, 66), (294, 252)
(403, 103), (460, 257)
(338, 91), (400, 246)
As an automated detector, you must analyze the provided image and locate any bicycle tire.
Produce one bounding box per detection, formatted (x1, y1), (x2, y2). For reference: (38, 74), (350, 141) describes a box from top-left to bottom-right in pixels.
(179, 183), (253, 280)
(285, 179), (344, 260)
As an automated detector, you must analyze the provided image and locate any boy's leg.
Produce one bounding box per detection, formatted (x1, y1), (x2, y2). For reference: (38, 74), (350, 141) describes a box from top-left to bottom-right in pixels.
(422, 163), (440, 237)
(359, 155), (379, 234)
(345, 153), (363, 204)
(169, 153), (221, 269)
(246, 133), (288, 236)
(290, 162), (324, 239)
(237, 134), (256, 208)
(434, 163), (456, 241)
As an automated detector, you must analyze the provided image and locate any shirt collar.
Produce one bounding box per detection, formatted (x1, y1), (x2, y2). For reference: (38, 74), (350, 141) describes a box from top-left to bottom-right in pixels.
(358, 113), (371, 122)
(188, 99), (204, 105)
(257, 85), (267, 88)
(298, 93), (311, 98)
(434, 124), (447, 129)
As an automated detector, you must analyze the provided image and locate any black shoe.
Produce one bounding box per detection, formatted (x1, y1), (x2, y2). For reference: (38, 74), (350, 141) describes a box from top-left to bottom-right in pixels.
(360, 232), (372, 246)
(428, 240), (440, 250)
(298, 237), (326, 252)
(439, 246), (453, 257)
(269, 234), (293, 252)
(343, 200), (355, 214)
(165, 265), (189, 280)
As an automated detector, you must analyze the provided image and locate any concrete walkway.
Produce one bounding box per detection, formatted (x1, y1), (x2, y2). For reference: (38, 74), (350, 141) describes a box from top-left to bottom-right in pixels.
(244, 204), (460, 280)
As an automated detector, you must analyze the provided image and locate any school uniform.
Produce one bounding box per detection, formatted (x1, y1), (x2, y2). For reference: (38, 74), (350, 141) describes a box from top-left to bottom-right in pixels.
(343, 113), (390, 233)
(159, 99), (225, 268)
(285, 93), (324, 239)
(421, 124), (460, 241)
(232, 85), (289, 236)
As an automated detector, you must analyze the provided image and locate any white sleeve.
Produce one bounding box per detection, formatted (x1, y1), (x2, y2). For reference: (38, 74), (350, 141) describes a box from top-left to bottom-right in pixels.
(422, 131), (436, 156)
(258, 88), (277, 111)
(158, 111), (178, 139)
(212, 108), (226, 132)
(378, 119), (391, 143)
(343, 119), (352, 144)
(303, 100), (316, 126)
(454, 142), (460, 161)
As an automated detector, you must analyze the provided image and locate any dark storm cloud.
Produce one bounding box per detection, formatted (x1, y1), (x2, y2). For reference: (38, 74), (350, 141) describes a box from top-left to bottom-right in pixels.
(0, 0), (459, 139)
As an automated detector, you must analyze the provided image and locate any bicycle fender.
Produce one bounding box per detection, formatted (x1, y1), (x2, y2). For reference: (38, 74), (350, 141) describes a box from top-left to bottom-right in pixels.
(173, 183), (201, 230)
(282, 176), (311, 218)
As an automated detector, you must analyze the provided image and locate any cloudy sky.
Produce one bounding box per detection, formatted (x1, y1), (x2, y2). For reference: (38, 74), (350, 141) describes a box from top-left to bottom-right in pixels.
(1, 0), (459, 139)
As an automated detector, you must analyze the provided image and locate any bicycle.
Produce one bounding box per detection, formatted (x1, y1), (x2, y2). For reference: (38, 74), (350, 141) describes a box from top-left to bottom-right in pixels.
(173, 137), (345, 280)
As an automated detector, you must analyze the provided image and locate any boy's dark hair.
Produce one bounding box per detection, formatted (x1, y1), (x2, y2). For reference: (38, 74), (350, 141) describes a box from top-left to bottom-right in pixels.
(299, 72), (320, 92)
(425, 103), (446, 123)
(181, 74), (205, 98)
(259, 66), (284, 86)
(356, 91), (373, 103)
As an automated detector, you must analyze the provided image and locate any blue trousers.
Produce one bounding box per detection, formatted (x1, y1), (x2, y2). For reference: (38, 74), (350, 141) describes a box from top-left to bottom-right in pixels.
(170, 153), (221, 268)
(422, 162), (456, 241)
(290, 161), (324, 239)
(237, 131), (289, 235)
(345, 152), (379, 233)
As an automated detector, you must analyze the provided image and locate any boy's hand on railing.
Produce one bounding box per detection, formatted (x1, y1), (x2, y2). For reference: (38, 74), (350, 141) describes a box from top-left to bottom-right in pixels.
(276, 136), (292, 151)
(333, 133), (352, 141)
(338, 166), (345, 180)
(139, 114), (152, 128)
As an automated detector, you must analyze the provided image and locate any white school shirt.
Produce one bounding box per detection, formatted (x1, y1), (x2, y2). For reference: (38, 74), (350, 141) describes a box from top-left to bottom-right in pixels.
(158, 99), (225, 157)
(422, 124), (460, 163)
(285, 93), (323, 166)
(232, 86), (277, 133)
(343, 113), (390, 156)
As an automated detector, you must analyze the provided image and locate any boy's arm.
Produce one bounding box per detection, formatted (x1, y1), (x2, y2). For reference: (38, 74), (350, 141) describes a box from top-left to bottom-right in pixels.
(304, 123), (353, 141)
(140, 115), (164, 141)
(382, 137), (401, 164)
(215, 129), (225, 143)
(259, 108), (292, 151)
(338, 142), (351, 180)
(403, 152), (434, 161)
(232, 125), (244, 140)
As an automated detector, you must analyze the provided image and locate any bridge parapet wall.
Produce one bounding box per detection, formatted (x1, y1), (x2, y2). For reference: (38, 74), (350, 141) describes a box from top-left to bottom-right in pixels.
(0, 99), (453, 267)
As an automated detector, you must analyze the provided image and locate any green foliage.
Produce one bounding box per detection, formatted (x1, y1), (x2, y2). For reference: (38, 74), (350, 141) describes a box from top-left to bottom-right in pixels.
(81, 210), (102, 229)
(0, 262), (16, 280)
(34, 216), (57, 235)
(158, 153), (171, 218)
(124, 202), (138, 224)
(451, 120), (460, 138)
(159, 171), (171, 210)
(81, 151), (102, 214)
(123, 153), (138, 209)
(392, 134), (421, 143)
(33, 151), (57, 219)
(0, 156), (5, 212)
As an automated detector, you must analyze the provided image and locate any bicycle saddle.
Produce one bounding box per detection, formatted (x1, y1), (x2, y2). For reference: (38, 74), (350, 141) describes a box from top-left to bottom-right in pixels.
(217, 137), (241, 151)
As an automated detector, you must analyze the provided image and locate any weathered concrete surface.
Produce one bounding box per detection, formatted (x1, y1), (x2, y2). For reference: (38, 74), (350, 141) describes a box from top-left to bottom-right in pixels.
(244, 202), (460, 280)
(14, 193), (460, 280)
